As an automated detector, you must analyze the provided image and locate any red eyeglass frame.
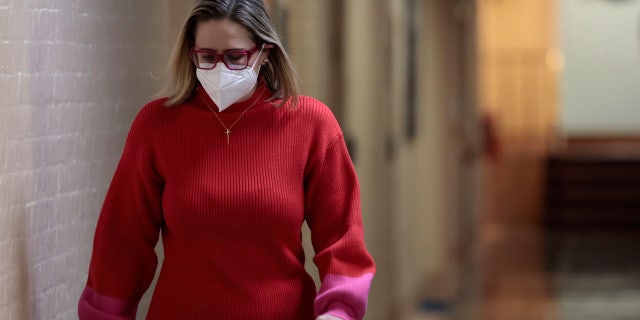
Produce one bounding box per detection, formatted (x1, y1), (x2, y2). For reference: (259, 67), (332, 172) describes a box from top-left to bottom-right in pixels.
(190, 46), (260, 70)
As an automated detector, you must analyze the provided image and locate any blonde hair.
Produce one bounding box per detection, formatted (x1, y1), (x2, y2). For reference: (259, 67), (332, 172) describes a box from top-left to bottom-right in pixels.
(157, 0), (301, 108)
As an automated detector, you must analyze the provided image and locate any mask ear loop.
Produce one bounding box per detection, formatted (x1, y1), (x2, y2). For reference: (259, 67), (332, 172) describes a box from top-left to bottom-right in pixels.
(250, 44), (266, 70)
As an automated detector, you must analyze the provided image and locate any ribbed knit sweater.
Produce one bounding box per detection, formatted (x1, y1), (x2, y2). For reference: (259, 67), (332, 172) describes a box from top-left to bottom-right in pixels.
(78, 83), (376, 320)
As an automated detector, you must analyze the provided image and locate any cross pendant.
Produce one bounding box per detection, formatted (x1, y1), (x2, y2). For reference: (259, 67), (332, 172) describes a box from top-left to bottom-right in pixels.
(224, 129), (231, 145)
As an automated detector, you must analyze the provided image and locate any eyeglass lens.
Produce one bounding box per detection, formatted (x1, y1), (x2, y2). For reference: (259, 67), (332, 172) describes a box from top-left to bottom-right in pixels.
(194, 51), (249, 70)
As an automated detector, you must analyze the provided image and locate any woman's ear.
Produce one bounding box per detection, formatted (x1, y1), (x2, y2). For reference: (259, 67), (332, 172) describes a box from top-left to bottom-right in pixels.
(261, 44), (274, 65)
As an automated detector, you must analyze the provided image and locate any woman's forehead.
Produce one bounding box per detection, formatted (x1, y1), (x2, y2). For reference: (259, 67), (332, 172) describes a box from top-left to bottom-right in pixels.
(194, 19), (254, 50)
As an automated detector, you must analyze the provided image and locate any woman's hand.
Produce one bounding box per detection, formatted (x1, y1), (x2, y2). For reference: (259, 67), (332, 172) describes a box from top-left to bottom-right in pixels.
(316, 315), (344, 320)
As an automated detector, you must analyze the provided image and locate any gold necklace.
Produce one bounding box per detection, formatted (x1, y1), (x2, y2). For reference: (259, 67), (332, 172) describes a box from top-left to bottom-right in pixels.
(199, 87), (264, 145)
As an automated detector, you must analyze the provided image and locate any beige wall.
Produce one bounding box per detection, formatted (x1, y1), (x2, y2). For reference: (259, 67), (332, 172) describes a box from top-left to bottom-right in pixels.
(0, 1), (170, 318)
(391, 0), (480, 314)
(286, 0), (480, 318)
(341, 1), (395, 317)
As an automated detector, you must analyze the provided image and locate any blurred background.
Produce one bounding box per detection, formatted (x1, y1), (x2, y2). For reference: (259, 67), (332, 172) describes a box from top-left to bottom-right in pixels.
(1, 0), (639, 319)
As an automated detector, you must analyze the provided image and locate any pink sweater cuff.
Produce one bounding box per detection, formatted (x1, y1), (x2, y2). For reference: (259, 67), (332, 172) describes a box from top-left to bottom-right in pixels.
(315, 273), (374, 320)
(78, 286), (137, 320)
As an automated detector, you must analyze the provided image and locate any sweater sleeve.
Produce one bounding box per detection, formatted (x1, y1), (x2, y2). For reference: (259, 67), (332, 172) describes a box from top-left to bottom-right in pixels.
(78, 106), (164, 319)
(305, 134), (376, 320)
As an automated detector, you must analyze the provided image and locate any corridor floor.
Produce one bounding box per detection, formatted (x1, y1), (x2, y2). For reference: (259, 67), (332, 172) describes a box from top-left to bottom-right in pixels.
(463, 224), (640, 320)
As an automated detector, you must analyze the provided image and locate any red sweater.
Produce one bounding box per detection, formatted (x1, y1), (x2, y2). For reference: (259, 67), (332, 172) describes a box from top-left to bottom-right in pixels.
(78, 83), (376, 320)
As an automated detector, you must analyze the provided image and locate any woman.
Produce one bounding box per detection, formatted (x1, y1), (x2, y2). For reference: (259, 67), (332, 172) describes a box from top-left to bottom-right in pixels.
(78, 0), (375, 319)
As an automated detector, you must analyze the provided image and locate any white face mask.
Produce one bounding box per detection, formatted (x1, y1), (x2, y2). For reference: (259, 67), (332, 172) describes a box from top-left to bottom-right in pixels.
(196, 45), (264, 112)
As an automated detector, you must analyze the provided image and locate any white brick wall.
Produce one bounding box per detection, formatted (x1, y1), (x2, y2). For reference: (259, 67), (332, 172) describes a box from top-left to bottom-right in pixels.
(0, 1), (170, 319)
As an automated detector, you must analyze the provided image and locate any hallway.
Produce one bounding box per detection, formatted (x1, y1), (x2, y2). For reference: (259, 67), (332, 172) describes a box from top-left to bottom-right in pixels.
(453, 223), (640, 320)
(2, 1), (640, 318)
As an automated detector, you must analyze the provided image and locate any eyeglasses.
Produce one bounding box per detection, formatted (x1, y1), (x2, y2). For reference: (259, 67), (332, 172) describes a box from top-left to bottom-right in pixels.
(190, 46), (260, 70)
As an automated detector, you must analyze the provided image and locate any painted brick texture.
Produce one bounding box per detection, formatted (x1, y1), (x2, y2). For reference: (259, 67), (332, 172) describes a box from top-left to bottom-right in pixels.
(0, 1), (170, 319)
